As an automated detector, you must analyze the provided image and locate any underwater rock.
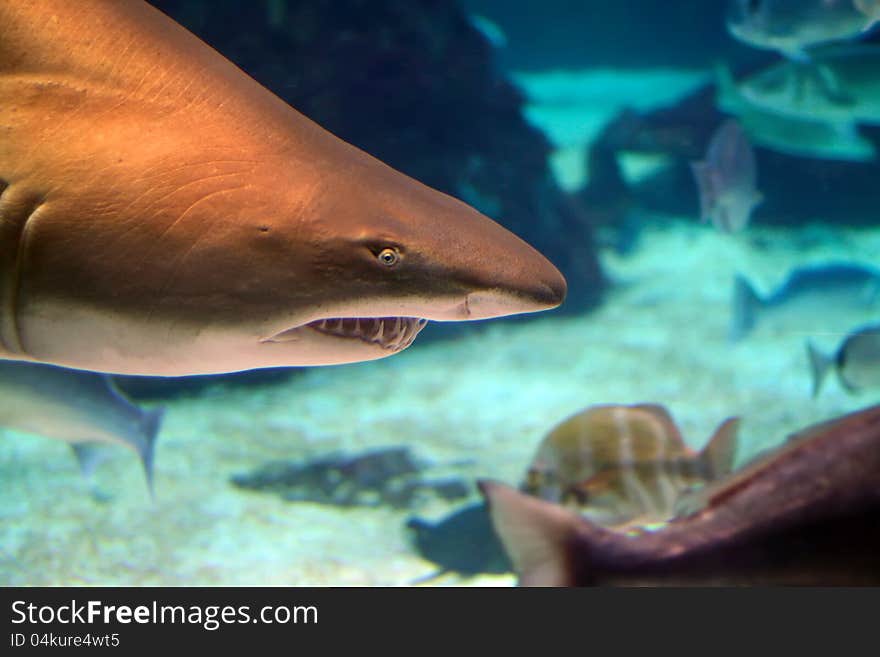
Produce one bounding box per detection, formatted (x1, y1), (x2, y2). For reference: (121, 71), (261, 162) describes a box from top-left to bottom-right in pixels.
(406, 502), (511, 579)
(231, 447), (470, 509)
(481, 403), (880, 586)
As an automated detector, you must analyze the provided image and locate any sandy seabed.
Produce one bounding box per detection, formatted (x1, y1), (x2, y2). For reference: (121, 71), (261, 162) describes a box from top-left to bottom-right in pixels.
(2, 70), (878, 586)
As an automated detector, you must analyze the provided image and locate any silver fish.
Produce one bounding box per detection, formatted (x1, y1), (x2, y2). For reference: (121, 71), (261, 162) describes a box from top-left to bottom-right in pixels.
(690, 120), (762, 233)
(807, 324), (880, 396)
(0, 360), (163, 493)
(731, 263), (880, 341)
(726, 0), (874, 59)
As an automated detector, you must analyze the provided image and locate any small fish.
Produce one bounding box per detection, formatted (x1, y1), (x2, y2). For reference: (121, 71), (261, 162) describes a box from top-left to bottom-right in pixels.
(480, 403), (880, 586)
(730, 262), (880, 341)
(690, 120), (762, 233)
(720, 45), (880, 135)
(807, 324), (880, 397)
(726, 0), (874, 59)
(523, 404), (739, 528)
(0, 360), (163, 494)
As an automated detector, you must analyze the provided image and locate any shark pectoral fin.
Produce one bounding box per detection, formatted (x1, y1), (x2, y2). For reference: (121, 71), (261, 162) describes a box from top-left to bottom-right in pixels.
(479, 480), (584, 587)
(71, 442), (110, 479)
(700, 417), (741, 478)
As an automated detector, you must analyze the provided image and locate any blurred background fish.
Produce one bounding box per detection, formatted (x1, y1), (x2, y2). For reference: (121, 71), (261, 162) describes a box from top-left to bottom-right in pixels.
(0, 361), (164, 495)
(719, 45), (880, 141)
(730, 262), (880, 340)
(807, 323), (880, 396)
(856, 0), (880, 23)
(726, 0), (875, 59)
(523, 404), (739, 528)
(691, 119), (762, 233)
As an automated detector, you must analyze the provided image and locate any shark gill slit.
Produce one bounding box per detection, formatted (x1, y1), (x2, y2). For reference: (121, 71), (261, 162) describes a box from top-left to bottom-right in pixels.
(0, 183), (40, 356)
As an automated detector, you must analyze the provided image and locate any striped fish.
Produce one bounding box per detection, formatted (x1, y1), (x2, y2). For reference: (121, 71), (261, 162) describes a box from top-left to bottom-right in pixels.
(523, 404), (739, 528)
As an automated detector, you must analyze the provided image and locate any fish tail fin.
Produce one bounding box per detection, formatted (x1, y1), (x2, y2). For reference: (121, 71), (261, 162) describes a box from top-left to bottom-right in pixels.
(729, 274), (762, 341)
(478, 480), (586, 586)
(698, 417), (740, 479)
(139, 407), (165, 499)
(806, 341), (833, 398)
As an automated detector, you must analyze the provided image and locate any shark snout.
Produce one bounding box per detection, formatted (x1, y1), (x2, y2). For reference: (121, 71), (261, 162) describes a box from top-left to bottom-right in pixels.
(462, 252), (567, 319)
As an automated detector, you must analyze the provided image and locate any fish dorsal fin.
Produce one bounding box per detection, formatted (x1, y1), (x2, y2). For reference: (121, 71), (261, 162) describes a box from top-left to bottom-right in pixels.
(699, 417), (741, 479)
(479, 480), (584, 586)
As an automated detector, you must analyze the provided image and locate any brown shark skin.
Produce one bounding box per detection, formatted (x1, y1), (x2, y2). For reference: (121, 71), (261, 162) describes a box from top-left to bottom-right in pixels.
(481, 404), (880, 586)
(0, 1), (566, 375)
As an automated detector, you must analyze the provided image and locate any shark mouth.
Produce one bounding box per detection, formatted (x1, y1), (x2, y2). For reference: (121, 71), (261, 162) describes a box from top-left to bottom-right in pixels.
(306, 317), (428, 351)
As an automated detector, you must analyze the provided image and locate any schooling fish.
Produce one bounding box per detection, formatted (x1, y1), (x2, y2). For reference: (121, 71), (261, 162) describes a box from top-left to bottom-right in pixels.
(0, 1), (565, 376)
(690, 120), (762, 234)
(481, 403), (880, 586)
(523, 404), (740, 528)
(726, 0), (874, 59)
(720, 45), (880, 135)
(0, 360), (163, 493)
(807, 324), (880, 397)
(730, 262), (880, 341)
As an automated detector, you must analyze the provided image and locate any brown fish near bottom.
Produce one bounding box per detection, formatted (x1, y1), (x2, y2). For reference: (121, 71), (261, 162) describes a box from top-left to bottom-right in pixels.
(523, 404), (740, 528)
(481, 404), (880, 586)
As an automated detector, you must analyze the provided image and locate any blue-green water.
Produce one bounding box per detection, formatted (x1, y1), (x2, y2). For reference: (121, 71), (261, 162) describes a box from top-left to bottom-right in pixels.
(2, 1), (879, 586)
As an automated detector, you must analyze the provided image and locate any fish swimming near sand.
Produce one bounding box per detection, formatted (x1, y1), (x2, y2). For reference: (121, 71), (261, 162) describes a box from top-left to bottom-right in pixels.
(523, 404), (740, 528)
(0, 360), (163, 494)
(726, 0), (875, 59)
(481, 403), (880, 586)
(807, 323), (880, 397)
(730, 263), (880, 341)
(0, 1), (565, 376)
(690, 120), (762, 233)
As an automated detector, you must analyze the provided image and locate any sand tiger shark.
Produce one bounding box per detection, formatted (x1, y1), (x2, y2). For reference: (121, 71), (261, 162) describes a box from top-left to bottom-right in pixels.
(0, 0), (566, 376)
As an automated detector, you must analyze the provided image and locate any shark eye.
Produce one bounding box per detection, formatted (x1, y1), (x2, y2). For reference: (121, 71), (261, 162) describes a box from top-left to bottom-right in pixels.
(377, 247), (400, 267)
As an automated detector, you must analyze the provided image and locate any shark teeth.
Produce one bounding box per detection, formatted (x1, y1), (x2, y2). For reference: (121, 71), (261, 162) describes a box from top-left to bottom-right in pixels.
(308, 317), (428, 351)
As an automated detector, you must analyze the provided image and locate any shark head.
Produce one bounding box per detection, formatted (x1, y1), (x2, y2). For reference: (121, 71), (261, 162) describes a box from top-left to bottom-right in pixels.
(0, 0), (566, 376)
(254, 160), (567, 367)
